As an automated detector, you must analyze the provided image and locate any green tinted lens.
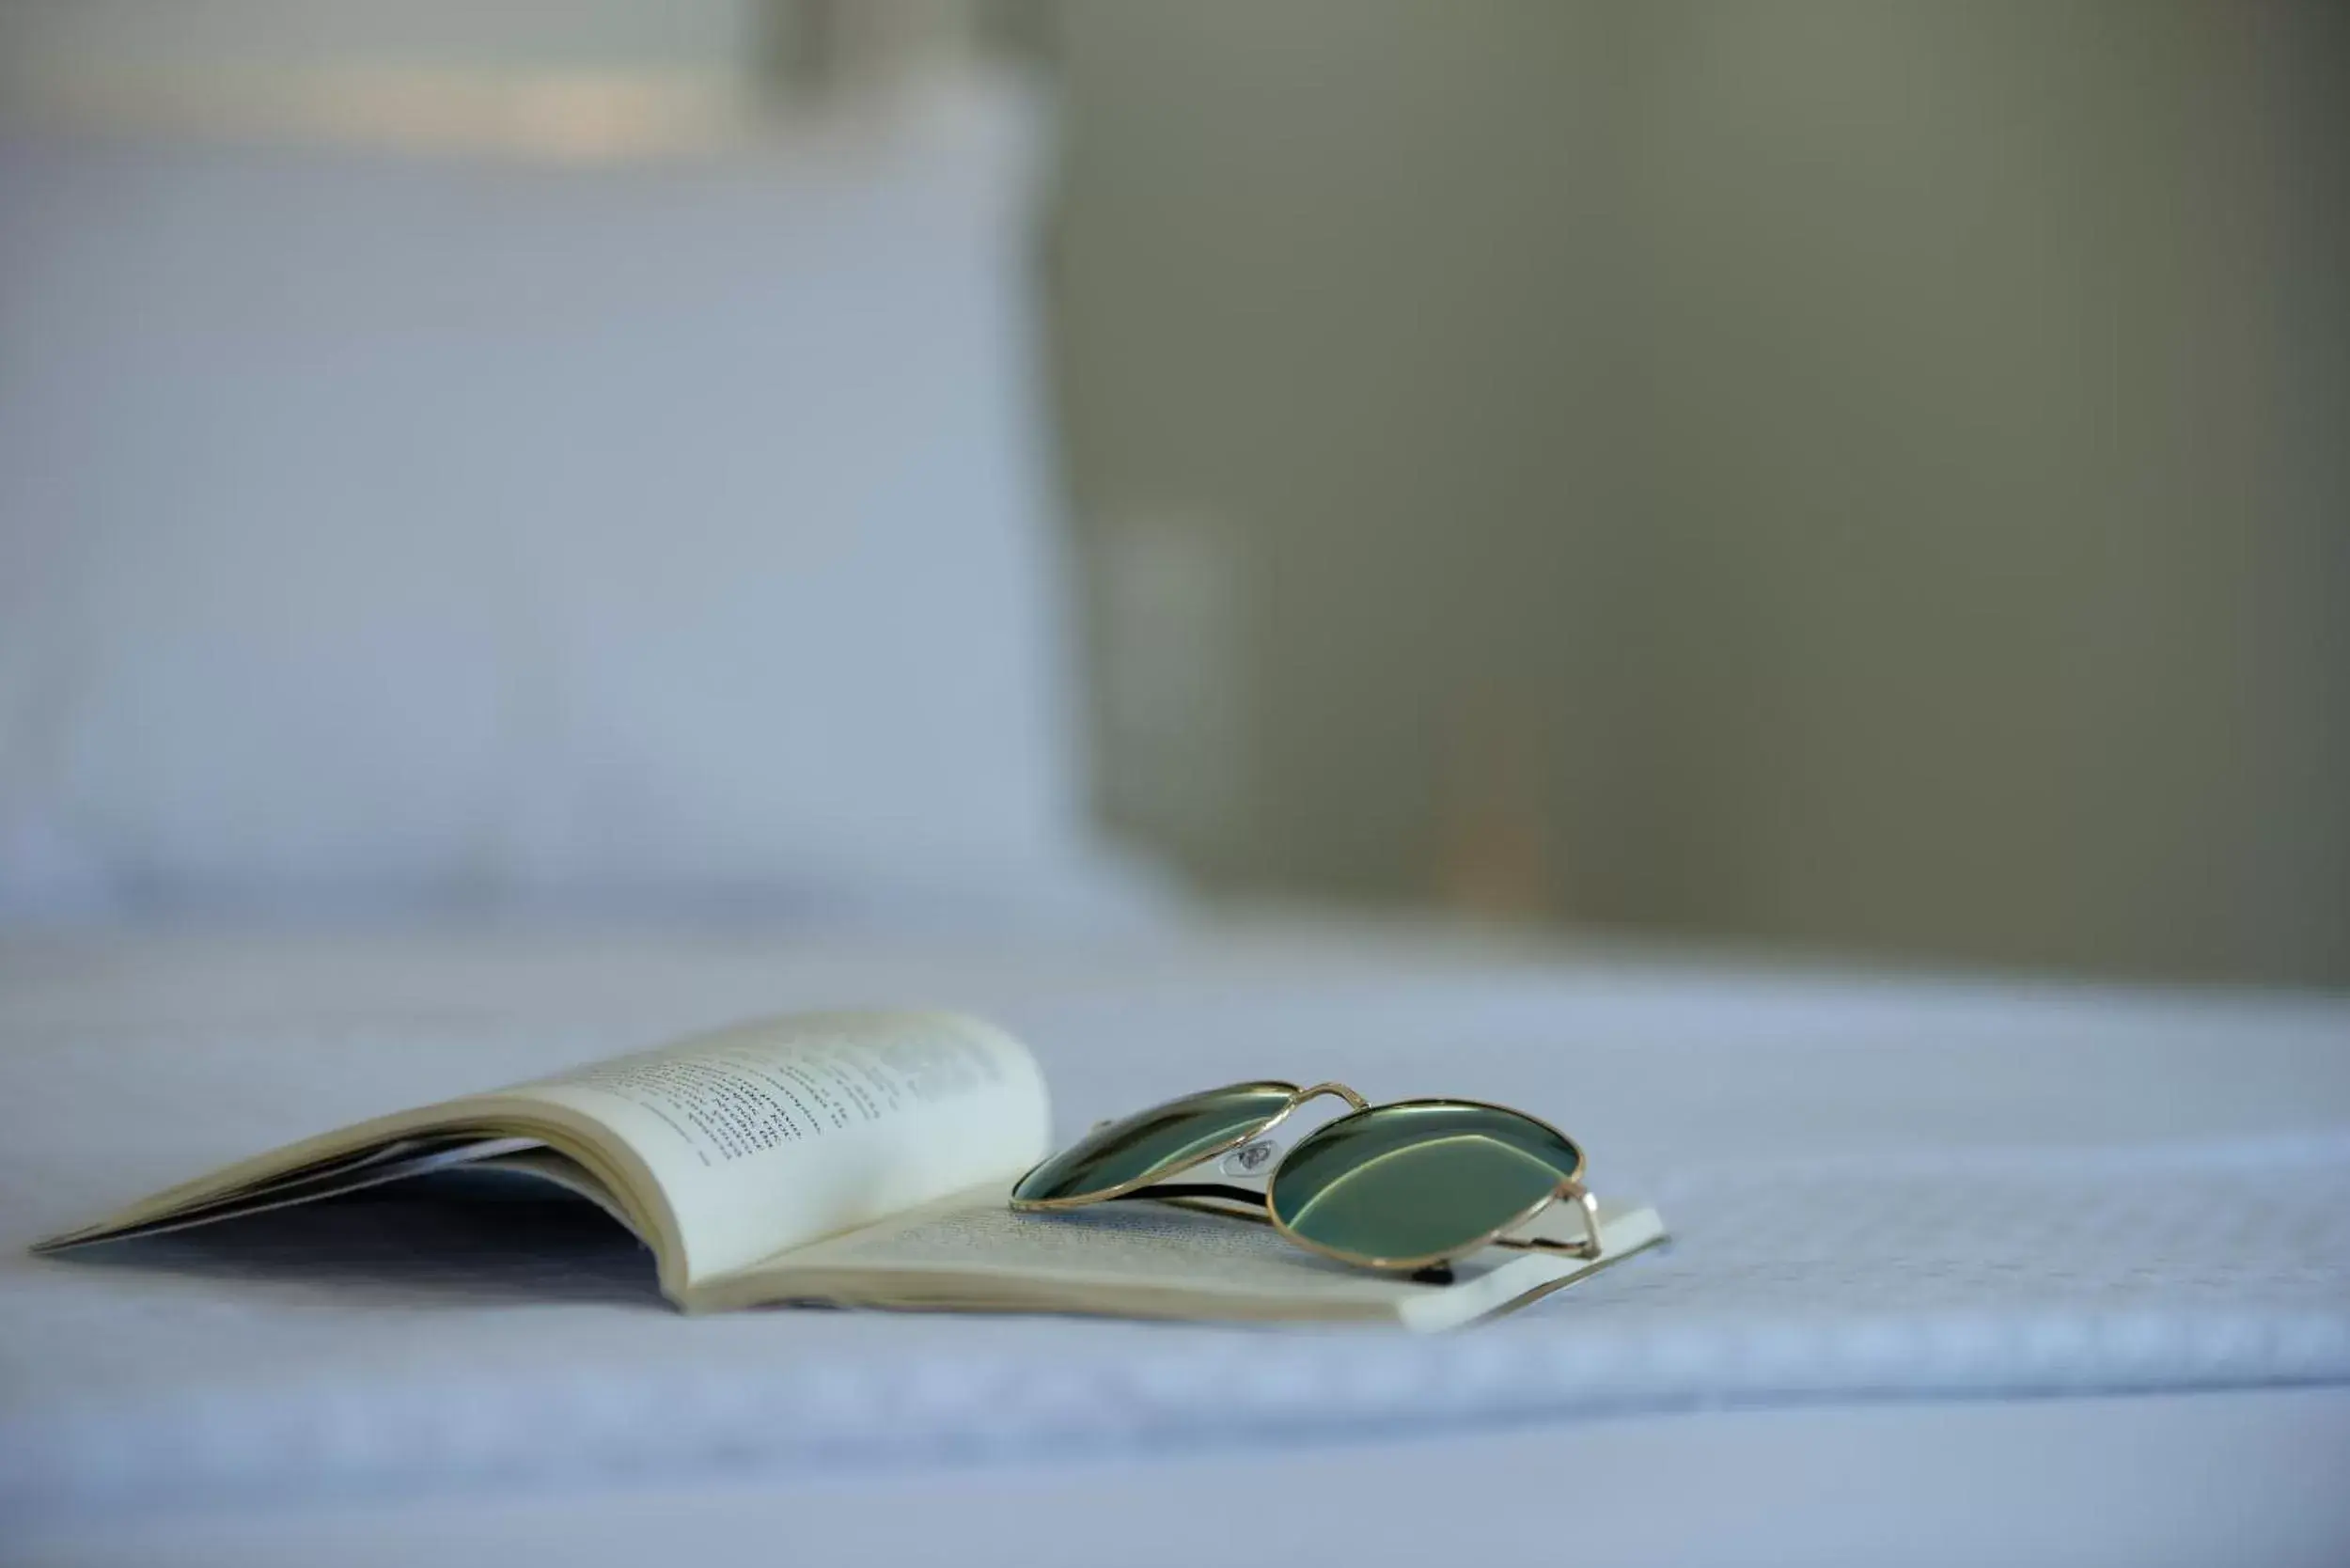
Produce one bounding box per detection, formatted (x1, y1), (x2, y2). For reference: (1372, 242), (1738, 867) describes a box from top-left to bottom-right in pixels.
(1268, 1101), (1582, 1266)
(1012, 1083), (1298, 1204)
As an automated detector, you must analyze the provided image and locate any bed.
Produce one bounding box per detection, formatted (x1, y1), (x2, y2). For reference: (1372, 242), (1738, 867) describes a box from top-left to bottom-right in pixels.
(4, 58), (2347, 1567)
(3, 919), (2348, 1565)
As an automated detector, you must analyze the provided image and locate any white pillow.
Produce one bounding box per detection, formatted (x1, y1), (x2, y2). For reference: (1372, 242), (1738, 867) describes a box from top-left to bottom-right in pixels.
(0, 73), (1135, 921)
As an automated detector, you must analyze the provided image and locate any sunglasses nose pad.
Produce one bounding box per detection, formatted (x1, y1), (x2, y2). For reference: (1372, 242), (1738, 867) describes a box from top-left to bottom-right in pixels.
(1217, 1137), (1282, 1178)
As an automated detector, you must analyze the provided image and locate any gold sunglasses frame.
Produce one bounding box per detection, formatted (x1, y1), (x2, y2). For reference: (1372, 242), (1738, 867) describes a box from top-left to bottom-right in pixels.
(1008, 1079), (1369, 1211)
(1009, 1081), (1605, 1274)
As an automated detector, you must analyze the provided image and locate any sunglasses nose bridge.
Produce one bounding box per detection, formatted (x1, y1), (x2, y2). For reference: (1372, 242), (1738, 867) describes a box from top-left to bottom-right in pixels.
(1204, 1084), (1366, 1187)
(1214, 1136), (1282, 1180)
(1242, 1083), (1368, 1175)
(1292, 1081), (1369, 1113)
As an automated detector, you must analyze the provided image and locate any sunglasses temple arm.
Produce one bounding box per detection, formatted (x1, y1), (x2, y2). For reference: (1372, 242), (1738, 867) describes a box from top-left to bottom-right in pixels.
(1559, 1178), (1604, 1258)
(1125, 1177), (1267, 1213)
(1495, 1179), (1606, 1260)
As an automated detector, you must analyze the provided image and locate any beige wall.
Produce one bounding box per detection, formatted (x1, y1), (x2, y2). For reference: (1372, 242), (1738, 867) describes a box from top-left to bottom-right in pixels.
(1051, 1), (2350, 985)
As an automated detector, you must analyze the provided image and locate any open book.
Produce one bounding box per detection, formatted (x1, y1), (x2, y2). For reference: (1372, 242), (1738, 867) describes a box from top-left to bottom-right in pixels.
(33, 1011), (1666, 1330)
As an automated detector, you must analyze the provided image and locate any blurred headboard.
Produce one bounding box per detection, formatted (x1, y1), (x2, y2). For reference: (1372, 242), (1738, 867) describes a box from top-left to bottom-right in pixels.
(0, 2), (1157, 928)
(0, 2), (1055, 159)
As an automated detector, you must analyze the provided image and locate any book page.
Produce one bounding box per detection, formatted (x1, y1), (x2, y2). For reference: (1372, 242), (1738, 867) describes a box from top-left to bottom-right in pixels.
(37, 1137), (542, 1248)
(511, 1011), (1051, 1287)
(694, 1184), (1667, 1327)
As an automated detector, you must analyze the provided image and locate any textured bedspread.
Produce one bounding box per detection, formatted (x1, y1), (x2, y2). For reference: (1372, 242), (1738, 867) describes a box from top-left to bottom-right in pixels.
(4, 919), (2347, 1561)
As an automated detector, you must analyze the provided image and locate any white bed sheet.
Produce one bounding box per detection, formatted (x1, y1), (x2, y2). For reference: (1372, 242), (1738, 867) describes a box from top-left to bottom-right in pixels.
(3, 917), (2346, 1563)
(22, 1389), (2350, 1568)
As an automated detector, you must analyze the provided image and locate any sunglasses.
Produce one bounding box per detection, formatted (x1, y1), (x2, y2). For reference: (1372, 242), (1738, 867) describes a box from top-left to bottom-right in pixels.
(1009, 1081), (1603, 1275)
